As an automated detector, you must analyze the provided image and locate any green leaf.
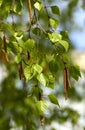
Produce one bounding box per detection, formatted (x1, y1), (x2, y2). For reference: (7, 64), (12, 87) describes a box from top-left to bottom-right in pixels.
(36, 101), (47, 115)
(32, 27), (41, 35)
(48, 32), (62, 43)
(59, 40), (69, 52)
(34, 2), (42, 11)
(13, 4), (22, 15)
(20, 0), (23, 6)
(51, 6), (60, 15)
(14, 31), (23, 41)
(24, 66), (34, 81)
(5, 23), (15, 36)
(8, 40), (19, 54)
(0, 1), (11, 18)
(23, 39), (35, 51)
(49, 18), (59, 29)
(37, 73), (46, 86)
(68, 0), (78, 16)
(0, 0), (3, 7)
(48, 74), (55, 89)
(48, 94), (60, 107)
(49, 60), (58, 74)
(48, 74), (55, 84)
(15, 54), (22, 64)
(33, 64), (43, 74)
(69, 65), (81, 81)
(69, 0), (78, 8)
(60, 30), (70, 41)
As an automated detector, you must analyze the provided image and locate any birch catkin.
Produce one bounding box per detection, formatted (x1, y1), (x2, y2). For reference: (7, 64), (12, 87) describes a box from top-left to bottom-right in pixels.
(28, 0), (32, 23)
(18, 62), (24, 80)
(39, 92), (45, 126)
(64, 67), (68, 99)
(3, 35), (9, 62)
(64, 67), (71, 99)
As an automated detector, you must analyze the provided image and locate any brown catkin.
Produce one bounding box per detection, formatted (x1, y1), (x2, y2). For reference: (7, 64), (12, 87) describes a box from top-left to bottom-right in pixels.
(64, 67), (69, 99)
(28, 0), (32, 23)
(18, 62), (24, 80)
(27, 51), (30, 61)
(40, 114), (45, 127)
(39, 92), (45, 126)
(3, 35), (7, 52)
(64, 67), (71, 99)
(3, 35), (9, 62)
(67, 68), (71, 88)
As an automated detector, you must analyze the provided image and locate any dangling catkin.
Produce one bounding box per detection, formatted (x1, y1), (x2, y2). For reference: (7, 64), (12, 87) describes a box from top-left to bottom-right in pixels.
(28, 0), (32, 23)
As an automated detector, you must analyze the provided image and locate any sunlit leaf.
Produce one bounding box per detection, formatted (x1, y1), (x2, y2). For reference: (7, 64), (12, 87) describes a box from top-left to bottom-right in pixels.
(49, 18), (59, 29)
(48, 94), (60, 107)
(33, 64), (43, 74)
(34, 2), (42, 11)
(59, 40), (69, 52)
(37, 73), (46, 86)
(24, 66), (34, 81)
(15, 54), (22, 64)
(22, 39), (35, 51)
(48, 74), (55, 89)
(48, 32), (62, 43)
(14, 31), (23, 41)
(36, 101), (47, 115)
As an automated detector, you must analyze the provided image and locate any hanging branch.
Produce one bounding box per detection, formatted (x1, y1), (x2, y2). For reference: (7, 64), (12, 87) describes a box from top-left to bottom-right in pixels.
(28, 0), (33, 23)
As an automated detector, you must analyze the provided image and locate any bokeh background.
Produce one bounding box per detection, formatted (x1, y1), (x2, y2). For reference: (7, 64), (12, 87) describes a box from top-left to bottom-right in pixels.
(0, 0), (85, 130)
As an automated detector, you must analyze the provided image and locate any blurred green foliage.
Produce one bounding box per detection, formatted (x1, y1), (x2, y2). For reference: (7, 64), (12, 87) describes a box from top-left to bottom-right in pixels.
(0, 0), (83, 130)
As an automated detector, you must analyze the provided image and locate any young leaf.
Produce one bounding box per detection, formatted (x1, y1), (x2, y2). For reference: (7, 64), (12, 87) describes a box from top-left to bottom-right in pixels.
(5, 23), (15, 36)
(36, 101), (47, 115)
(9, 41), (19, 54)
(48, 74), (55, 89)
(60, 30), (70, 41)
(34, 2), (42, 11)
(24, 66), (33, 81)
(14, 31), (23, 41)
(13, 4), (22, 15)
(69, 65), (81, 81)
(33, 64), (43, 74)
(48, 94), (60, 107)
(51, 6), (60, 15)
(15, 54), (22, 64)
(59, 40), (69, 52)
(49, 60), (58, 74)
(48, 74), (55, 84)
(49, 18), (59, 29)
(23, 39), (35, 51)
(48, 32), (62, 43)
(37, 73), (46, 86)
